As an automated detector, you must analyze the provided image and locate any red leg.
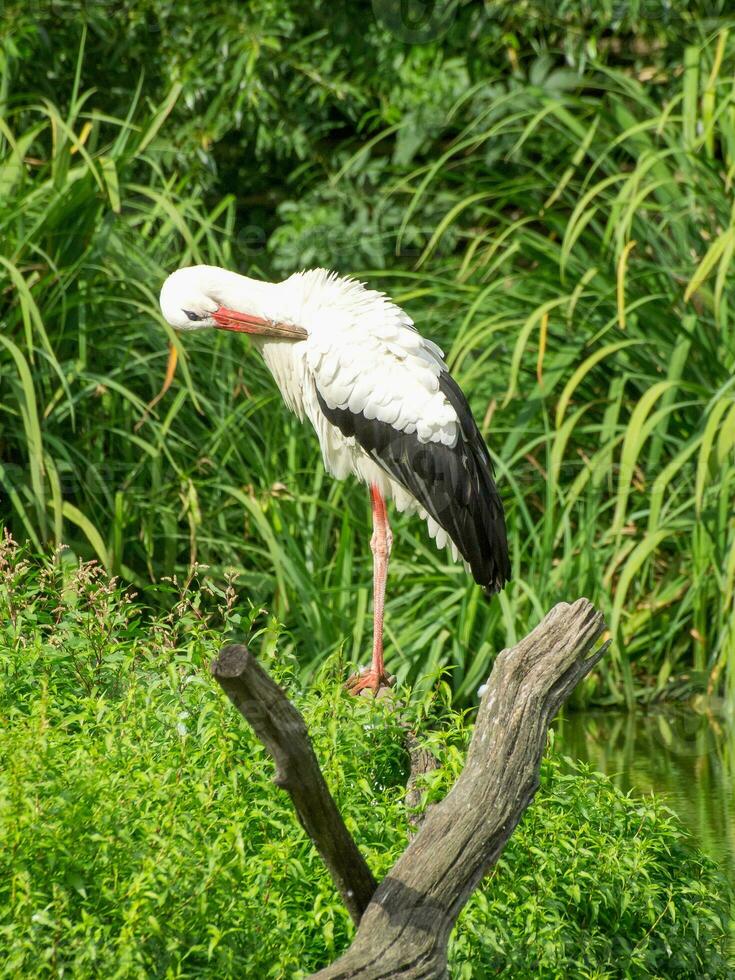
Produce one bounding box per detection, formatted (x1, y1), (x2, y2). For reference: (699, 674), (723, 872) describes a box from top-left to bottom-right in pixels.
(346, 484), (394, 696)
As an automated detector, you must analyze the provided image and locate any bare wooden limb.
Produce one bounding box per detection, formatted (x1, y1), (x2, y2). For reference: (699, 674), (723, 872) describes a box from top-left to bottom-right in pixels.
(211, 600), (606, 977)
(211, 644), (378, 924)
(310, 598), (608, 979)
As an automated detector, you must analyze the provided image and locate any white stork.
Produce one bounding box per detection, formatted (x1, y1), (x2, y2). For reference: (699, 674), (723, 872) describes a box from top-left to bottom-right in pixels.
(159, 266), (510, 694)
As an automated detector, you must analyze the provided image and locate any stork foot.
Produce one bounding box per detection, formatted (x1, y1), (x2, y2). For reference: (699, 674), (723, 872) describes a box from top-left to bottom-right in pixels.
(345, 667), (395, 698)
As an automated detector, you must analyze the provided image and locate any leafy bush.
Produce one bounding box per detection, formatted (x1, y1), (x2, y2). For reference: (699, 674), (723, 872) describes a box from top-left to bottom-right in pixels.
(0, 538), (730, 977)
(5, 0), (723, 203)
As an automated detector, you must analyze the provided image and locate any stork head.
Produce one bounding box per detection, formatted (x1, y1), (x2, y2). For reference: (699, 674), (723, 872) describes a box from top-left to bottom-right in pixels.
(159, 266), (219, 331)
(159, 265), (307, 340)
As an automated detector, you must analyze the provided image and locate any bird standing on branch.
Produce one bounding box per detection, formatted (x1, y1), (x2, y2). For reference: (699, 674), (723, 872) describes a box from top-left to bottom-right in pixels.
(160, 266), (510, 694)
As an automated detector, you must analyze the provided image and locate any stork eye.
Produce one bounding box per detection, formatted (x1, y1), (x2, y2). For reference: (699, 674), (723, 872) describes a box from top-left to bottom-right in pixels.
(183, 309), (203, 322)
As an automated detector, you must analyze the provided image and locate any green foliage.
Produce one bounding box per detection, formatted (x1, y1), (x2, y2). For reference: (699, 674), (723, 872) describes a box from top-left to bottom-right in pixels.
(0, 539), (731, 977)
(555, 707), (735, 891)
(452, 760), (733, 977)
(2, 4), (735, 712)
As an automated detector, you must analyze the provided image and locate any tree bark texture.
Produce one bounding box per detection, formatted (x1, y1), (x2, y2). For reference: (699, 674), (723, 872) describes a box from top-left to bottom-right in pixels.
(212, 598), (608, 979)
(211, 644), (378, 924)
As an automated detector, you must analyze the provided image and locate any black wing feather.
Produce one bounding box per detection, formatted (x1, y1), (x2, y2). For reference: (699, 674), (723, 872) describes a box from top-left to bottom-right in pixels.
(315, 371), (510, 593)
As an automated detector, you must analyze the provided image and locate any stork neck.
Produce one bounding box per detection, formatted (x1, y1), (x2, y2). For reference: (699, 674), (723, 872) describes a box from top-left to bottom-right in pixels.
(208, 267), (279, 321)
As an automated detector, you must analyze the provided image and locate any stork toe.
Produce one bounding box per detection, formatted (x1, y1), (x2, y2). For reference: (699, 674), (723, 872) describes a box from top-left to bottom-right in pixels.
(345, 667), (395, 697)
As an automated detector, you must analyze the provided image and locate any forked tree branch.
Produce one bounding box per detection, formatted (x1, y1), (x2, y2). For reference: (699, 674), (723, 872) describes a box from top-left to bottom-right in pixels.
(311, 598), (607, 978)
(212, 599), (608, 979)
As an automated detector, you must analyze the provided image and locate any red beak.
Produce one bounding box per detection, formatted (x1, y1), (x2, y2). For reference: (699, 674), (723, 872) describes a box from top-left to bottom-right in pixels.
(212, 306), (307, 341)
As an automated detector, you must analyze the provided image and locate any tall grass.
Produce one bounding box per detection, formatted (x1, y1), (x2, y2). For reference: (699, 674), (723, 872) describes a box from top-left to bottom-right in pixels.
(1, 34), (734, 707)
(368, 34), (735, 707)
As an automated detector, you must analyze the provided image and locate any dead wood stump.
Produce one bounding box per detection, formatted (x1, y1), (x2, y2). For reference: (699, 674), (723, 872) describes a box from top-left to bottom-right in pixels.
(211, 598), (607, 979)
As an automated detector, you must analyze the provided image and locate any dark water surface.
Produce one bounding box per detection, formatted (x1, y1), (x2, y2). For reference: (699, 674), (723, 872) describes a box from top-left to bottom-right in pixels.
(553, 708), (735, 887)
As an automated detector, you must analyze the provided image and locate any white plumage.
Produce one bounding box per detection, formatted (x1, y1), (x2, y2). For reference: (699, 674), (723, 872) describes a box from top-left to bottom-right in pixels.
(159, 264), (510, 693)
(259, 269), (461, 554)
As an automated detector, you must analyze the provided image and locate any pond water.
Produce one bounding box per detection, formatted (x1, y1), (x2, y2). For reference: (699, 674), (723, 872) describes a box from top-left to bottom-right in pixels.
(553, 708), (735, 888)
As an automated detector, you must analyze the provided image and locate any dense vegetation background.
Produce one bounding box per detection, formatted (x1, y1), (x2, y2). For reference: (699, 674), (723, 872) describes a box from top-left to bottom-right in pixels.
(2, 5), (735, 975)
(2, 1), (735, 710)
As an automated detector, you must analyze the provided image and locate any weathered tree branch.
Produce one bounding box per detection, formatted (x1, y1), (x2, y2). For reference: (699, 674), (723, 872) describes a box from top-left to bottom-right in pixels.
(311, 598), (607, 979)
(212, 598), (607, 978)
(211, 644), (378, 924)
